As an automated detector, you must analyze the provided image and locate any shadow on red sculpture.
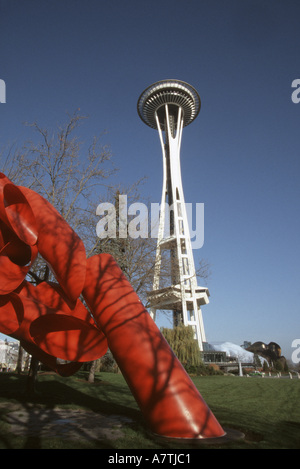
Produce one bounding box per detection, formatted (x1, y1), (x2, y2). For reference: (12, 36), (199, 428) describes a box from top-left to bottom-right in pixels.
(0, 172), (226, 441)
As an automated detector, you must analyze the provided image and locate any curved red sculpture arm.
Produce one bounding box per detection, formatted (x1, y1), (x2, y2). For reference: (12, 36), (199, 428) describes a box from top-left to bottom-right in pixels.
(19, 186), (87, 303)
(83, 254), (225, 439)
(0, 174), (107, 374)
(0, 173), (38, 246)
(0, 174), (38, 295)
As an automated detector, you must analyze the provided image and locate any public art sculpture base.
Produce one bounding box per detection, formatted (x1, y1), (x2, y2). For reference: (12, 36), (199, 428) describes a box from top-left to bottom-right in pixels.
(0, 172), (242, 442)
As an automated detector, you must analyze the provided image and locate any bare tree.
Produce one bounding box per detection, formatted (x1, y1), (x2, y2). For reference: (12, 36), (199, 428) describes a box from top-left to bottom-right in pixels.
(0, 143), (29, 185)
(22, 111), (116, 250)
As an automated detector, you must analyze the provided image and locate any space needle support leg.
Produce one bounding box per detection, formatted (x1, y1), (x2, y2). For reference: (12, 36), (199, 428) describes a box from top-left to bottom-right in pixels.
(149, 111), (168, 321)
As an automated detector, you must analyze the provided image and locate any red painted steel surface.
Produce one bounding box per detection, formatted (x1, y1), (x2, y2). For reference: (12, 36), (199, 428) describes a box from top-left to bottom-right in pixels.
(83, 254), (225, 438)
(0, 173), (225, 439)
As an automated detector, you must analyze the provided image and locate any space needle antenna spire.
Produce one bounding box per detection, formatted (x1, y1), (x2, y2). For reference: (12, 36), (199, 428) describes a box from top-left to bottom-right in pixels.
(137, 79), (209, 351)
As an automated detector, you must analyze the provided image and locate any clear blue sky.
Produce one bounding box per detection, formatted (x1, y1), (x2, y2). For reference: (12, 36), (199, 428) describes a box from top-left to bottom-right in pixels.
(0, 0), (299, 360)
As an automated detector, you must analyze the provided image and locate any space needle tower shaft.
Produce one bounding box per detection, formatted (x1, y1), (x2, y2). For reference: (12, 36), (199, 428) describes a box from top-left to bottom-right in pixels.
(137, 80), (209, 351)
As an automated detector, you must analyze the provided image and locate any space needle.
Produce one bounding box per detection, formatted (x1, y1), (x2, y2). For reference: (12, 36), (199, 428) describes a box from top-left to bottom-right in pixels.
(137, 79), (209, 351)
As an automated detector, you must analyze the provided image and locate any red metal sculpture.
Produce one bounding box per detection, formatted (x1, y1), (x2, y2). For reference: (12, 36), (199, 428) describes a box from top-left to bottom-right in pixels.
(0, 172), (225, 440)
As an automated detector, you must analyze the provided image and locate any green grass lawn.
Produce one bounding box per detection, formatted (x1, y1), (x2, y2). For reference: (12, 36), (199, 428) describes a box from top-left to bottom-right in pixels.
(0, 370), (299, 449)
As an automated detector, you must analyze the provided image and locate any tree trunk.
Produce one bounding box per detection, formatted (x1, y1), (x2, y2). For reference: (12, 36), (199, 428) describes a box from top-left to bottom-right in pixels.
(16, 345), (23, 374)
(88, 360), (97, 383)
(88, 359), (101, 383)
(26, 356), (39, 395)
